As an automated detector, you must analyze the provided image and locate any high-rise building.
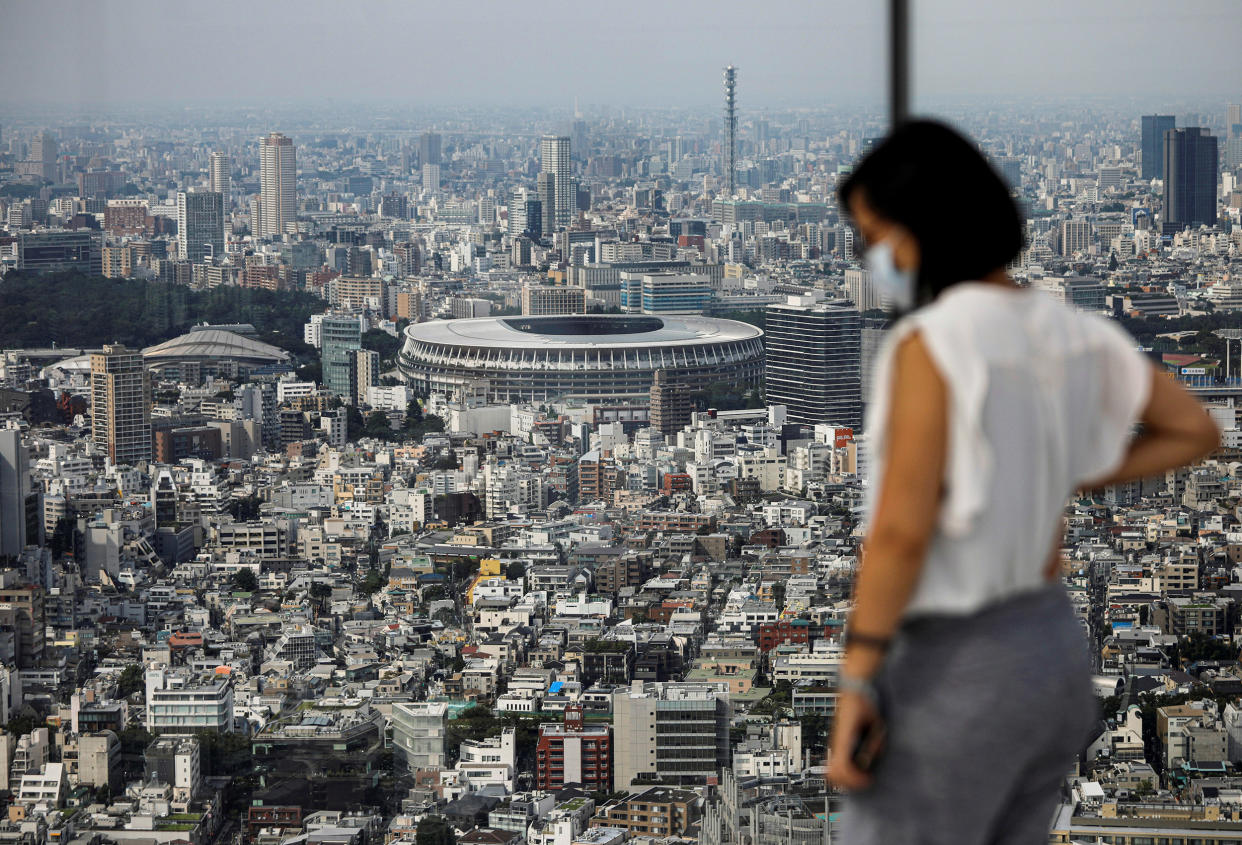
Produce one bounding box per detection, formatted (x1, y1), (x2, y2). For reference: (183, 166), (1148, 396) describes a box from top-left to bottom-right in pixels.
(844, 268), (880, 313)
(1163, 127), (1218, 233)
(1140, 115), (1176, 180)
(535, 706), (612, 792)
(650, 369), (693, 437)
(259, 132), (296, 239)
(30, 131), (57, 182)
(91, 345), (151, 465)
(537, 172), (556, 237)
(209, 151), (231, 204)
(419, 132), (442, 167)
(765, 296), (862, 430)
(1060, 219), (1093, 256)
(1227, 104), (1241, 136)
(540, 135), (573, 229)
(320, 316), (363, 399)
(177, 190), (224, 264)
(0, 429), (31, 558)
(521, 284), (586, 316)
(723, 66), (738, 197)
(509, 188), (542, 240)
(353, 348), (379, 407)
(612, 681), (730, 789)
(422, 163), (441, 195)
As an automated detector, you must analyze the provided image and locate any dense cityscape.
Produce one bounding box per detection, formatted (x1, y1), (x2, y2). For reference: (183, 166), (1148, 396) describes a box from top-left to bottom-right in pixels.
(1, 15), (1242, 841)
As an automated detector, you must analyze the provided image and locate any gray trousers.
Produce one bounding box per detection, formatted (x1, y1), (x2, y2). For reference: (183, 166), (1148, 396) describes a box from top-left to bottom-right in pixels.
(839, 582), (1095, 845)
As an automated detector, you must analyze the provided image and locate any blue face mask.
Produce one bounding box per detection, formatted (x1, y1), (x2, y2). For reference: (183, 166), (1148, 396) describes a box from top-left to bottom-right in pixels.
(864, 237), (916, 311)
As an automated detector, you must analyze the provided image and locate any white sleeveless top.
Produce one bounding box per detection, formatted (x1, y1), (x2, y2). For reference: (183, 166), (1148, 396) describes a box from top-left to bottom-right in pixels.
(865, 282), (1151, 618)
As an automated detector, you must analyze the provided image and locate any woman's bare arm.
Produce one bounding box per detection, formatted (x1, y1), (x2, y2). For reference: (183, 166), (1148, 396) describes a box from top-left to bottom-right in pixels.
(842, 330), (948, 683)
(1082, 365), (1220, 490)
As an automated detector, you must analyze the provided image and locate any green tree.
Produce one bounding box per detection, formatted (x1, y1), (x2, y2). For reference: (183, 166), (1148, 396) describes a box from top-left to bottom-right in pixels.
(230, 569), (259, 593)
(359, 569), (385, 596)
(416, 816), (455, 845)
(226, 495), (263, 522)
(346, 405), (366, 441)
(117, 664), (145, 698)
(365, 410), (392, 439)
(309, 582), (333, 608)
(362, 329), (402, 362)
(406, 398), (424, 424)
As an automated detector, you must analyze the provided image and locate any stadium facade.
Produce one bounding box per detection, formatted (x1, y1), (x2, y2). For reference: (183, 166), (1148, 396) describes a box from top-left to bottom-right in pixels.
(399, 314), (764, 403)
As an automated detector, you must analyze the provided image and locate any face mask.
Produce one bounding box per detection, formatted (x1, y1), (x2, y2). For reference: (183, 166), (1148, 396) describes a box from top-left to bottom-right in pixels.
(864, 237), (916, 311)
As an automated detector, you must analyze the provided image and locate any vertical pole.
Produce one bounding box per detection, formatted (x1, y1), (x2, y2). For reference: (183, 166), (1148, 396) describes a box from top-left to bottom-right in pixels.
(890, 0), (910, 129)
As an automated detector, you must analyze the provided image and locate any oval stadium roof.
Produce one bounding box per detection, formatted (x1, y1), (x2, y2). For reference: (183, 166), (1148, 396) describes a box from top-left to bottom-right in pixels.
(143, 329), (290, 364)
(406, 314), (762, 349)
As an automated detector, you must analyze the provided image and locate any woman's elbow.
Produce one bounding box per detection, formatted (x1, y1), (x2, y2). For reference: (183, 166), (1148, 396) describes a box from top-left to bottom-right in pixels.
(865, 523), (933, 566)
(1195, 414), (1222, 458)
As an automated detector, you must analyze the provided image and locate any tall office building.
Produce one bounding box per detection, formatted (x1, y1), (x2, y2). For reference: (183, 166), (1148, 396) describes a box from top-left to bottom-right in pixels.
(540, 135), (573, 229)
(844, 268), (880, 312)
(1061, 219), (1093, 256)
(30, 131), (57, 182)
(422, 163), (441, 195)
(612, 681), (730, 789)
(723, 65), (738, 197)
(1227, 104), (1242, 170)
(209, 151), (231, 204)
(320, 316), (363, 399)
(258, 132), (296, 239)
(1162, 127), (1218, 233)
(537, 171), (556, 237)
(419, 132), (442, 167)
(0, 429), (32, 558)
(765, 295), (862, 430)
(91, 345), (152, 465)
(1140, 115), (1176, 180)
(177, 190), (224, 264)
(353, 348), (379, 407)
(650, 370), (693, 437)
(509, 187), (542, 240)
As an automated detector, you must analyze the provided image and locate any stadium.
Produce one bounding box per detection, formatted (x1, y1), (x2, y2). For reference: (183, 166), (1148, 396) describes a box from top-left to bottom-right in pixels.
(399, 314), (765, 403)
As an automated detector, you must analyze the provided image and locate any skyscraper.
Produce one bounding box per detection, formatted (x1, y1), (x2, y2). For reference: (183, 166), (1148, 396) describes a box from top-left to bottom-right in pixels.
(320, 316), (362, 399)
(765, 295), (862, 430)
(419, 132), (442, 167)
(259, 132), (296, 239)
(91, 345), (152, 465)
(0, 429), (31, 558)
(723, 65), (737, 197)
(537, 171), (556, 237)
(1227, 104), (1241, 134)
(540, 135), (573, 229)
(422, 163), (441, 195)
(209, 151), (231, 204)
(1140, 115), (1175, 180)
(30, 130), (57, 182)
(177, 190), (224, 264)
(1162, 127), (1218, 233)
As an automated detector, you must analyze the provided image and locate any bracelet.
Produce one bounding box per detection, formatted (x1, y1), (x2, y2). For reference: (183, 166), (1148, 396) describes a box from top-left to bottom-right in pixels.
(844, 629), (892, 652)
(837, 674), (879, 707)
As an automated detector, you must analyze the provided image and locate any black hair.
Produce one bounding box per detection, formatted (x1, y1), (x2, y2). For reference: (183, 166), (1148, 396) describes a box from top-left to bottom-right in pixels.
(838, 119), (1025, 309)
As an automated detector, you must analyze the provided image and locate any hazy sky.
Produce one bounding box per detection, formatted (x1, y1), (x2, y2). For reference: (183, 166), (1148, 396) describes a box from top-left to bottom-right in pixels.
(1, 0), (1239, 110)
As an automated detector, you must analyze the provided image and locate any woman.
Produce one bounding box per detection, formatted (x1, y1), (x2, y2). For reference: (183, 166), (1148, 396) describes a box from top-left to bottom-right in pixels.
(828, 120), (1220, 844)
